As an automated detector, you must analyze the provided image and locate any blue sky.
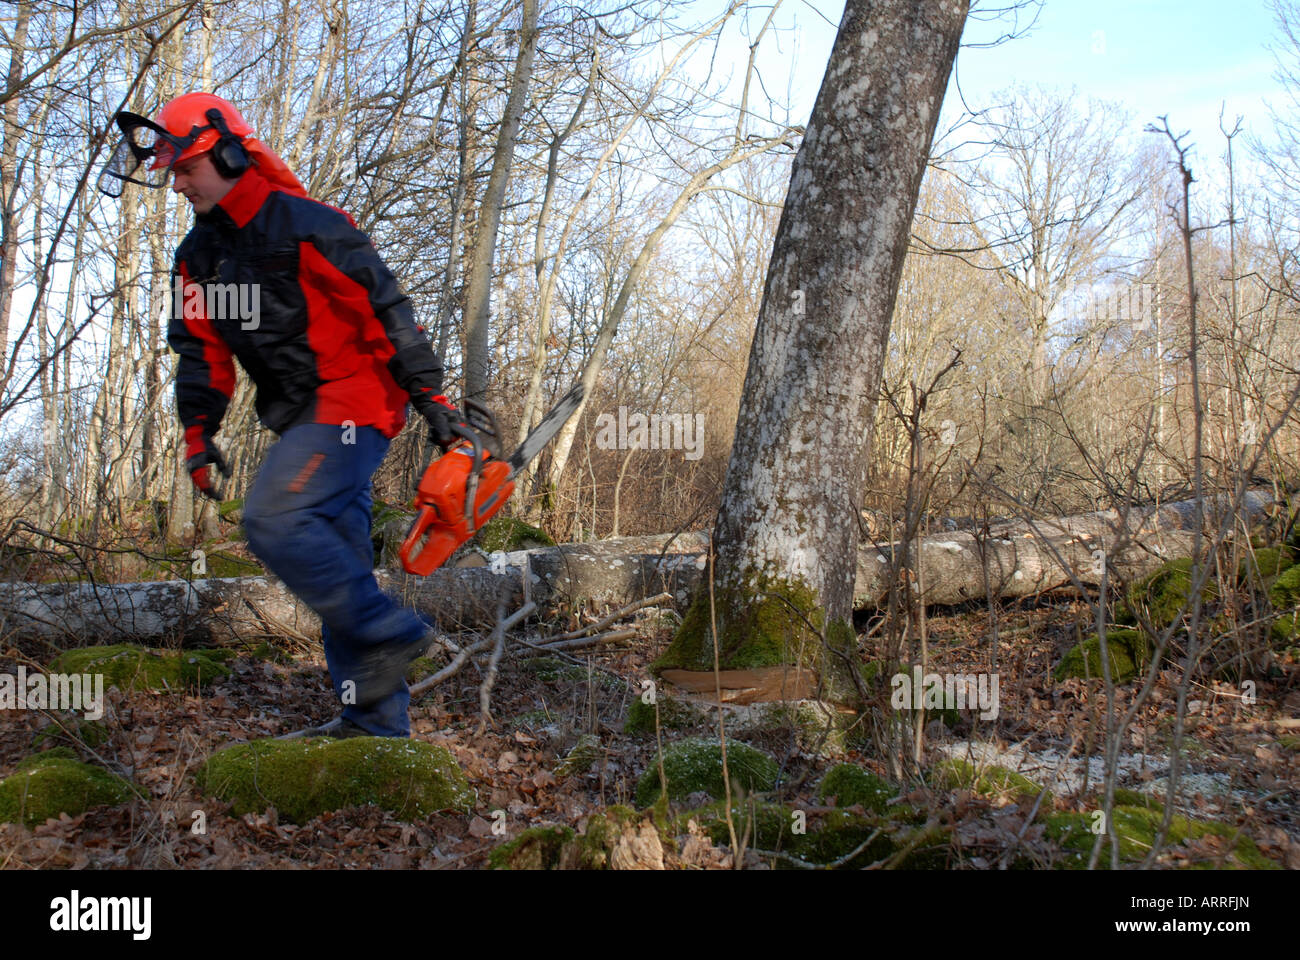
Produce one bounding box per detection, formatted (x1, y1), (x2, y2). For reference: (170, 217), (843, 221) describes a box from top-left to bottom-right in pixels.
(732, 0), (1290, 174)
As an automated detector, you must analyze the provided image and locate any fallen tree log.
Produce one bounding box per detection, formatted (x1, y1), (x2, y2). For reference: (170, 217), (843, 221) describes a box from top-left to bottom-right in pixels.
(0, 492), (1277, 645)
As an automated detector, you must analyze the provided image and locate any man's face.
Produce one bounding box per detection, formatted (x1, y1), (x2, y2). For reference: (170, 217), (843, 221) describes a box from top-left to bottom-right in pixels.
(171, 151), (237, 215)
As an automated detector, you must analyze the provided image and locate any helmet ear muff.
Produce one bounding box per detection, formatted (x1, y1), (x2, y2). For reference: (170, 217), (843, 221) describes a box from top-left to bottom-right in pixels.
(204, 108), (250, 179)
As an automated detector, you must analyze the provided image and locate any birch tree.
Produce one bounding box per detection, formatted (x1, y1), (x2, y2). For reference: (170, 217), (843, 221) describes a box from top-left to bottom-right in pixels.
(655, 0), (969, 701)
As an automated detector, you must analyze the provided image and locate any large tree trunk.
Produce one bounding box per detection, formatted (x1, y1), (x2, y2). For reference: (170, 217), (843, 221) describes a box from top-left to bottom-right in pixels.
(659, 0), (968, 699)
(0, 491), (1273, 646)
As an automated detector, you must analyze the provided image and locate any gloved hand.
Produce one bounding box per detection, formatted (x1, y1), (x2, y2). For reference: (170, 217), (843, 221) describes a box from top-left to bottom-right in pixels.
(410, 388), (458, 452)
(186, 433), (231, 501)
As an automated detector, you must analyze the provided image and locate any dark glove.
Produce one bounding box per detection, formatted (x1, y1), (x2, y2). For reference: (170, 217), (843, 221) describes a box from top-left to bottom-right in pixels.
(410, 387), (458, 451)
(186, 433), (231, 501)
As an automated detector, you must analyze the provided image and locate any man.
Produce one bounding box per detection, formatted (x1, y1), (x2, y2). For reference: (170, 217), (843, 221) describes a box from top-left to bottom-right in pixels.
(105, 92), (455, 738)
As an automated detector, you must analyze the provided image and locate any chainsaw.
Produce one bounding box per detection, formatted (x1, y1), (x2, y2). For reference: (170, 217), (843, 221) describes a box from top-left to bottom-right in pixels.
(398, 383), (584, 575)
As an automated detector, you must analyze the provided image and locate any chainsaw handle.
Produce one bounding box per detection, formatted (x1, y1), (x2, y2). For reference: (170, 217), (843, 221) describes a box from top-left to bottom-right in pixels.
(449, 421), (485, 533)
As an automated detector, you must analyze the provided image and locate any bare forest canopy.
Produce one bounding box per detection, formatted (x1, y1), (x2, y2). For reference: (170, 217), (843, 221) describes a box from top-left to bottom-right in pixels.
(0, 0), (1299, 555)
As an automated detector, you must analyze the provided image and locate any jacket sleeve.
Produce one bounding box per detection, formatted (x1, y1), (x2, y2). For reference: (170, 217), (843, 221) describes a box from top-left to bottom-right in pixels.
(167, 260), (236, 451)
(302, 207), (444, 400)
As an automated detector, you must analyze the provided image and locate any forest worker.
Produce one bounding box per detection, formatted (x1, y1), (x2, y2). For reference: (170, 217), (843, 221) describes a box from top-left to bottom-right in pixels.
(98, 92), (457, 739)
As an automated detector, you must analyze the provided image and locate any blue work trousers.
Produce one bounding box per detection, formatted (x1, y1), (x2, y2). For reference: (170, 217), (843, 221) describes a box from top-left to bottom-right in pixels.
(242, 423), (426, 736)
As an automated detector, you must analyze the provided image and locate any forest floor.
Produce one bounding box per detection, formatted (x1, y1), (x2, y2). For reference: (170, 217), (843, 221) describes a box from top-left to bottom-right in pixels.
(1, 593), (1297, 870)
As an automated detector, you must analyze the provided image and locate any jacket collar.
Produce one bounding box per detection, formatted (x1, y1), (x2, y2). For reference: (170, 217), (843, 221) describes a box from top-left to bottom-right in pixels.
(205, 166), (272, 229)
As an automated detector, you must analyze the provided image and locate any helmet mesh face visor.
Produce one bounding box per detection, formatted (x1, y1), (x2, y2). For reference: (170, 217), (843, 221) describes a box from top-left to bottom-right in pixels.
(96, 112), (193, 196)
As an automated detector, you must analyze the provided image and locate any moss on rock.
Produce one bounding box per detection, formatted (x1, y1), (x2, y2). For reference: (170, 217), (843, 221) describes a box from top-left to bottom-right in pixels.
(816, 764), (897, 814)
(1055, 628), (1151, 683)
(1269, 563), (1300, 611)
(49, 644), (232, 693)
(931, 758), (1051, 811)
(0, 751), (140, 827)
(197, 737), (475, 824)
(623, 695), (708, 737)
(729, 699), (861, 758)
(1120, 558), (1217, 629)
(1239, 545), (1296, 585)
(1045, 806), (1278, 869)
(635, 737), (779, 806)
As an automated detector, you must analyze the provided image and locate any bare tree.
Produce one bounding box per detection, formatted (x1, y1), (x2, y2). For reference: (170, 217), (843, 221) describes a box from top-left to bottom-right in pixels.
(656, 0), (968, 700)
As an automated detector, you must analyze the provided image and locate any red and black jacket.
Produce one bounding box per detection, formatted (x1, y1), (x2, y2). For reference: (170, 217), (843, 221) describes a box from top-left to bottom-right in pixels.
(167, 166), (442, 455)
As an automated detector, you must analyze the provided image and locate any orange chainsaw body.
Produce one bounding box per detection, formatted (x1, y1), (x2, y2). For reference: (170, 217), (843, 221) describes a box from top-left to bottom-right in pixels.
(398, 442), (515, 575)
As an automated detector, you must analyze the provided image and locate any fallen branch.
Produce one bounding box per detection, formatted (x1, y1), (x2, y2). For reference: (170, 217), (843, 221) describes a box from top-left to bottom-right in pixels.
(553, 592), (674, 640)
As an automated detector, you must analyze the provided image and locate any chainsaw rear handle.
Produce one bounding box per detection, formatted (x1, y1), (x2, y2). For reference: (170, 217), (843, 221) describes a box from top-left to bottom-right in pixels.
(449, 420), (485, 532)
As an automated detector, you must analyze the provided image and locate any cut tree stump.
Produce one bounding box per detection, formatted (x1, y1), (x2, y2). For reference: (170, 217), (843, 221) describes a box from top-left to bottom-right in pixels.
(0, 491), (1277, 645)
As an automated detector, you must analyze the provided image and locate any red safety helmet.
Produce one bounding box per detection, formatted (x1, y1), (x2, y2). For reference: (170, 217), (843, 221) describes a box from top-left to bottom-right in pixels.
(97, 92), (253, 197)
(150, 92), (253, 170)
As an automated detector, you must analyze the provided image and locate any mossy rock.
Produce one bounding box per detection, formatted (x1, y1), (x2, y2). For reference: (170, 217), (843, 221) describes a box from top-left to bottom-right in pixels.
(931, 758), (1051, 811)
(623, 695), (708, 737)
(197, 737), (475, 824)
(794, 808), (895, 865)
(1271, 612), (1298, 645)
(1055, 628), (1150, 683)
(1045, 806), (1278, 869)
(0, 750), (141, 828)
(475, 515), (555, 553)
(1269, 563), (1300, 611)
(1238, 545), (1296, 585)
(635, 737), (779, 806)
(49, 644), (232, 693)
(554, 734), (602, 778)
(1120, 558), (1217, 629)
(728, 700), (861, 758)
(676, 798), (795, 851)
(32, 718), (110, 751)
(816, 764), (897, 814)
(488, 825), (576, 870)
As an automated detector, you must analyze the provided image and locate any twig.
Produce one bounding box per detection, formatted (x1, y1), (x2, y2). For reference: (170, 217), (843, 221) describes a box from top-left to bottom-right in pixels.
(477, 589), (511, 734)
(534, 629), (638, 651)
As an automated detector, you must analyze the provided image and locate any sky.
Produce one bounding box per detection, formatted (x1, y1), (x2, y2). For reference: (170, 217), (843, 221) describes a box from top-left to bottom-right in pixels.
(722, 0), (1291, 178)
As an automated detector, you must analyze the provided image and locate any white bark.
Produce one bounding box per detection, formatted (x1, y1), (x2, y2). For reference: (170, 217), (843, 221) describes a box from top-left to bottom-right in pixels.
(711, 0), (969, 621)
